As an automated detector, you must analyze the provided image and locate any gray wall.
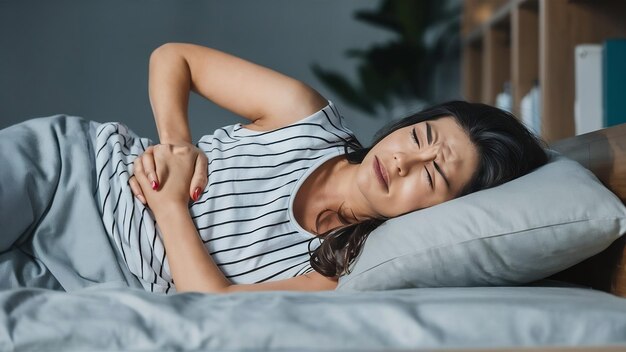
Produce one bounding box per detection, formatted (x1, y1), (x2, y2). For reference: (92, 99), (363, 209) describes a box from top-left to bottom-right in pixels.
(0, 0), (401, 145)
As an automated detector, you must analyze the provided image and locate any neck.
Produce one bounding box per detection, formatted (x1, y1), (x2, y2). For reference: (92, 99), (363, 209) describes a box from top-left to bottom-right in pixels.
(305, 156), (373, 233)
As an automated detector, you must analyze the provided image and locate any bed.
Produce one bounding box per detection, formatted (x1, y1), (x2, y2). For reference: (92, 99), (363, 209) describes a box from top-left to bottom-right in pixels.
(0, 120), (625, 351)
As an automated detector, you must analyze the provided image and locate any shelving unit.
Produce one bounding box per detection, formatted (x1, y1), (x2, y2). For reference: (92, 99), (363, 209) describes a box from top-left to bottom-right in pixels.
(461, 0), (626, 143)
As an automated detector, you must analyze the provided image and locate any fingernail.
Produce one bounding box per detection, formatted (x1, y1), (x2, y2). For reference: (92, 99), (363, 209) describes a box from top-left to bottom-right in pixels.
(193, 187), (201, 201)
(151, 180), (158, 190)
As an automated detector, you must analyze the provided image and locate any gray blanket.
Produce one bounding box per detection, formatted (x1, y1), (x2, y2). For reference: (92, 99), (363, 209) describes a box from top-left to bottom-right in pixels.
(0, 284), (625, 350)
(0, 115), (142, 291)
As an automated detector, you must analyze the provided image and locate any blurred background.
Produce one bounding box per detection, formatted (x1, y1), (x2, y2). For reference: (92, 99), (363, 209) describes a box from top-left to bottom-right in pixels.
(0, 0), (462, 145)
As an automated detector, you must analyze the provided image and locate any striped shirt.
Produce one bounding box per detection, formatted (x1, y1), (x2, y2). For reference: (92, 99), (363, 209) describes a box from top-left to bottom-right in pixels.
(89, 101), (358, 294)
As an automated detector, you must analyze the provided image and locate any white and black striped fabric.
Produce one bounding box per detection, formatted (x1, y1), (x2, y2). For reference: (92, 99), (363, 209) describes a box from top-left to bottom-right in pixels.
(90, 101), (357, 294)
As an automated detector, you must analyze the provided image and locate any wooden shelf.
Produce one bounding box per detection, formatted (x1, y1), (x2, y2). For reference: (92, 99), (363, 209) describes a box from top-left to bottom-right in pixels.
(482, 21), (510, 107)
(461, 0), (626, 143)
(511, 0), (538, 119)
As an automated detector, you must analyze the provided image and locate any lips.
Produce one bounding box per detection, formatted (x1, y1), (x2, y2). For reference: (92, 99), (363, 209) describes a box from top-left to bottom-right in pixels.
(374, 156), (389, 191)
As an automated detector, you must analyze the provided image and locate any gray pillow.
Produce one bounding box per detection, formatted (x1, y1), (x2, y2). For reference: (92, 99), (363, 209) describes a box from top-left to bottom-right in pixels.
(336, 150), (626, 291)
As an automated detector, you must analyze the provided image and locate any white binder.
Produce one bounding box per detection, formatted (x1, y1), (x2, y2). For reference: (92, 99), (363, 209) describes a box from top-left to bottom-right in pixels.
(574, 44), (604, 135)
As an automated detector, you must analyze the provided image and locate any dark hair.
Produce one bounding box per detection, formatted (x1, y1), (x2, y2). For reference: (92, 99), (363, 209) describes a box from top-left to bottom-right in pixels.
(309, 100), (550, 278)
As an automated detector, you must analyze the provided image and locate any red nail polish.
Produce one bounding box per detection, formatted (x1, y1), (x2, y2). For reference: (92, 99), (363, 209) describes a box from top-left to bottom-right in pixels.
(151, 181), (158, 190)
(193, 188), (200, 201)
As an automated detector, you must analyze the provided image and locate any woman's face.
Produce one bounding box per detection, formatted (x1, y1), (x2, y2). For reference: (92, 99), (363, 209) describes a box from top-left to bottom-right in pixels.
(355, 116), (479, 218)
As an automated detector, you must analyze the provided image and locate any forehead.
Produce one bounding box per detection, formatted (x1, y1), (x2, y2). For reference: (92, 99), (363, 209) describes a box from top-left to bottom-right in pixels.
(413, 116), (466, 141)
(420, 115), (460, 132)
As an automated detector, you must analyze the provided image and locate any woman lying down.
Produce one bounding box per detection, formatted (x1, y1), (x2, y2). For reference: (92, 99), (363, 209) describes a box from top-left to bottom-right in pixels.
(0, 42), (548, 294)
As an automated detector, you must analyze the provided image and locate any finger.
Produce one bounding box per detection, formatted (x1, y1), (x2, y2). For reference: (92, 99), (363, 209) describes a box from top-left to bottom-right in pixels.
(128, 175), (146, 205)
(141, 146), (159, 190)
(190, 153), (208, 202)
(133, 156), (150, 187)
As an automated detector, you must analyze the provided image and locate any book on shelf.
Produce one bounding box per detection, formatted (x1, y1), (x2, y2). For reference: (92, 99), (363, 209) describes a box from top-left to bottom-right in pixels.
(603, 39), (626, 128)
(495, 81), (512, 113)
(520, 81), (541, 137)
(574, 44), (603, 135)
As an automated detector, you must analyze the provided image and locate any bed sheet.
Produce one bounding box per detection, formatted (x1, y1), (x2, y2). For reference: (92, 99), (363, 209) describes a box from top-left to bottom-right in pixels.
(0, 284), (625, 350)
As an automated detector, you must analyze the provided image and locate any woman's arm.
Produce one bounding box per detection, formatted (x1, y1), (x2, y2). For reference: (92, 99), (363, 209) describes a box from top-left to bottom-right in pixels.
(153, 202), (338, 294)
(133, 42), (329, 203)
(153, 202), (231, 292)
(148, 42), (328, 142)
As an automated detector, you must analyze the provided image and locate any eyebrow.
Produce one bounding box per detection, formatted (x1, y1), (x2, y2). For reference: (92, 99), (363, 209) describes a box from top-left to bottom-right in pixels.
(426, 122), (450, 190)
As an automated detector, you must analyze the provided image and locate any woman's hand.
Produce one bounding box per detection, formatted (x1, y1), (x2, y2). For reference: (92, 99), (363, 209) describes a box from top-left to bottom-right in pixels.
(129, 143), (208, 210)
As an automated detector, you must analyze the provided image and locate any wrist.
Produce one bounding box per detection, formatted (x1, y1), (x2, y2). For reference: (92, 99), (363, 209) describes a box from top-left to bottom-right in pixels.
(159, 135), (192, 145)
(151, 201), (189, 219)
(158, 127), (192, 145)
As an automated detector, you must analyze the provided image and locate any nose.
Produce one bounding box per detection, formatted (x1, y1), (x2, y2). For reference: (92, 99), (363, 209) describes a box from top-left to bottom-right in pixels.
(393, 144), (440, 176)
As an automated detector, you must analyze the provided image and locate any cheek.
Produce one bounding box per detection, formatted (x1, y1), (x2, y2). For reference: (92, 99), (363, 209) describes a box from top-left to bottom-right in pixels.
(395, 179), (427, 212)
(355, 162), (373, 194)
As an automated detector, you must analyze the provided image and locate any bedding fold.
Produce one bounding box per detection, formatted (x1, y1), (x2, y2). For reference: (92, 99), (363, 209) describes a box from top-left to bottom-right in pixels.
(0, 115), (143, 291)
(0, 285), (625, 350)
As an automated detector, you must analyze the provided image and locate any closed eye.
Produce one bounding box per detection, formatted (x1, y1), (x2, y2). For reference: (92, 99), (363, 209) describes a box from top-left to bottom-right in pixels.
(412, 128), (419, 147)
(412, 128), (434, 189)
(424, 166), (433, 189)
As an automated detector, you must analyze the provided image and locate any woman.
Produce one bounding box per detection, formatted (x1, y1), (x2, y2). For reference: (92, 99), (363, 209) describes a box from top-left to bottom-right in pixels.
(0, 43), (548, 295)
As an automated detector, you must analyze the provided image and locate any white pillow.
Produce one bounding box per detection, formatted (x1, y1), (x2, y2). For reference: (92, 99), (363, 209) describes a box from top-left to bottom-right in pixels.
(336, 150), (626, 291)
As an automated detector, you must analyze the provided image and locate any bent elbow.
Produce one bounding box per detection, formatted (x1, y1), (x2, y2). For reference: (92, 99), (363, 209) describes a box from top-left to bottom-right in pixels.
(150, 42), (178, 61)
